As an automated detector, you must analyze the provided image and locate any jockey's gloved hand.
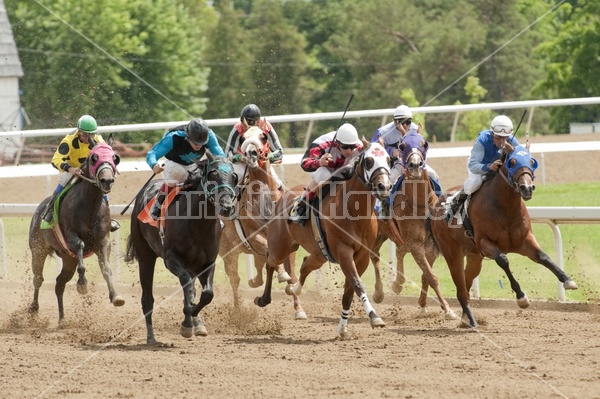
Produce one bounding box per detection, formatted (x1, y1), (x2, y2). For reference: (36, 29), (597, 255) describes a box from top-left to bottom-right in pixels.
(268, 153), (275, 162)
(233, 154), (243, 162)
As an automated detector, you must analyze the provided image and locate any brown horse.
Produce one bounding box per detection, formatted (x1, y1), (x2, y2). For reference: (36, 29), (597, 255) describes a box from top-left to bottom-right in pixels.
(219, 127), (305, 318)
(256, 140), (392, 339)
(29, 137), (124, 322)
(371, 132), (456, 319)
(125, 152), (238, 344)
(427, 142), (578, 327)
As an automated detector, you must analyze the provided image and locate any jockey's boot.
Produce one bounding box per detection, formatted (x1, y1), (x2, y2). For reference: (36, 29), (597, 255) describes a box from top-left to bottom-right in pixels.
(289, 197), (309, 226)
(150, 191), (166, 221)
(110, 219), (121, 232)
(41, 195), (58, 223)
(444, 189), (468, 222)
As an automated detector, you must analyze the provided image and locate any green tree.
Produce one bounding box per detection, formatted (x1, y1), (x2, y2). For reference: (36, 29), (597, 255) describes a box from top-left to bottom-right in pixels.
(533, 0), (600, 132)
(7, 0), (210, 144)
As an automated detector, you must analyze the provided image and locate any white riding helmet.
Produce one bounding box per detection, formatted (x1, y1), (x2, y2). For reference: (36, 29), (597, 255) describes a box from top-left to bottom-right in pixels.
(336, 123), (361, 145)
(490, 115), (513, 137)
(393, 105), (413, 120)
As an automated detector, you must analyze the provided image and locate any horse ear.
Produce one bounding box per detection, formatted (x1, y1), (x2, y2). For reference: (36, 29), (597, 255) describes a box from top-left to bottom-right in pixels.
(113, 154), (121, 166)
(205, 150), (215, 162)
(107, 133), (115, 147)
(417, 123), (423, 134)
(361, 136), (369, 148)
(504, 142), (514, 153)
(89, 135), (97, 148)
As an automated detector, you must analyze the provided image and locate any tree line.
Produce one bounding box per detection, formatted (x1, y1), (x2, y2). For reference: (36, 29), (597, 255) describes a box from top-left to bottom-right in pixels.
(6, 0), (599, 147)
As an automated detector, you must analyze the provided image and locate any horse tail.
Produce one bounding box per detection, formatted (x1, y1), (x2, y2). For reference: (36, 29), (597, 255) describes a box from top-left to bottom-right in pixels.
(424, 217), (440, 258)
(124, 234), (137, 263)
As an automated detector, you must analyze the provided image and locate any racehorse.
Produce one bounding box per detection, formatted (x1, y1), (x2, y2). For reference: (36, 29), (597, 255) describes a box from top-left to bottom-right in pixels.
(371, 132), (456, 319)
(427, 142), (578, 327)
(219, 127), (305, 318)
(29, 137), (124, 322)
(256, 140), (392, 339)
(124, 152), (237, 344)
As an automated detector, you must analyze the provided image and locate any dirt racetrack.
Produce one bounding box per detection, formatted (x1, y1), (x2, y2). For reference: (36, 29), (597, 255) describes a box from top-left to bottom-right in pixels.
(2, 281), (600, 399)
(1, 133), (600, 398)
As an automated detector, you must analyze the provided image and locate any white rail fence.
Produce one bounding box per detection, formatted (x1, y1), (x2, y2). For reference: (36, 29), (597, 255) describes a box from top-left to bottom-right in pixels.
(1, 204), (599, 301)
(2, 97), (599, 300)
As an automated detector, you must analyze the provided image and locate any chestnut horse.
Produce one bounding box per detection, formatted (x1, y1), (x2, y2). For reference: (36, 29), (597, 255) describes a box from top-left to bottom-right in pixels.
(29, 137), (124, 322)
(125, 152), (237, 344)
(219, 127), (305, 318)
(427, 142), (578, 327)
(256, 140), (392, 339)
(371, 132), (456, 319)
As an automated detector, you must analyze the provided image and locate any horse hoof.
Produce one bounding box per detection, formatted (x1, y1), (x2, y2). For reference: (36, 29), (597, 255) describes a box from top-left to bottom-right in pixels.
(460, 313), (477, 328)
(564, 280), (578, 290)
(337, 325), (352, 340)
(419, 306), (428, 315)
(291, 282), (302, 296)
(370, 317), (386, 329)
(180, 324), (194, 338)
(29, 303), (39, 314)
(294, 310), (307, 320)
(372, 291), (384, 304)
(517, 295), (530, 309)
(284, 284), (294, 296)
(193, 324), (208, 337)
(254, 297), (269, 307)
(277, 271), (292, 283)
(248, 278), (263, 288)
(112, 296), (125, 307)
(77, 284), (88, 295)
(391, 282), (404, 294)
(445, 309), (459, 320)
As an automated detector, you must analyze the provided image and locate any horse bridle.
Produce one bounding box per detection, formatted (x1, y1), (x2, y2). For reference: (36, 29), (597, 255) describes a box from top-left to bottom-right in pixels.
(199, 159), (237, 202)
(79, 161), (116, 187)
(354, 152), (390, 193)
(498, 158), (535, 194)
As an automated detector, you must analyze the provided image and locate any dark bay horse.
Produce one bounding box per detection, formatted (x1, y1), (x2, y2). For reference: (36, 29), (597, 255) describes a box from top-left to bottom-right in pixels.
(427, 142), (578, 327)
(29, 138), (123, 322)
(256, 140), (392, 339)
(219, 127), (305, 318)
(371, 132), (456, 319)
(125, 152), (237, 344)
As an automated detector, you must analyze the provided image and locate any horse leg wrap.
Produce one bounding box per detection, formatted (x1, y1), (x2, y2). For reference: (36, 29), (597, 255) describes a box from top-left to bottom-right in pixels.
(337, 309), (350, 332)
(360, 293), (375, 316)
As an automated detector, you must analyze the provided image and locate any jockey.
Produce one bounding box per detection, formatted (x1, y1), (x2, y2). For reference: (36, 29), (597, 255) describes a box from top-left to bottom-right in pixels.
(288, 123), (363, 226)
(371, 105), (440, 219)
(43, 114), (120, 232)
(146, 118), (225, 220)
(444, 114), (520, 221)
(225, 104), (284, 190)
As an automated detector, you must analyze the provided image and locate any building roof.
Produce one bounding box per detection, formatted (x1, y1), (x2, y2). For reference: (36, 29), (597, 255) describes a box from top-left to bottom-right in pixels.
(0, 0), (24, 78)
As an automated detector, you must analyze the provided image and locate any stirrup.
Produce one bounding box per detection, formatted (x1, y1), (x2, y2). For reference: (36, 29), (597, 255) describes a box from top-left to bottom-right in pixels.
(289, 201), (307, 226)
(110, 219), (121, 232)
(42, 210), (53, 223)
(150, 203), (161, 221)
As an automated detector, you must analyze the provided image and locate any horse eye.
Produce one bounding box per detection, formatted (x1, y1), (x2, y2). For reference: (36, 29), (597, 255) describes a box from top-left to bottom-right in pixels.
(509, 159), (517, 167)
(91, 154), (99, 164)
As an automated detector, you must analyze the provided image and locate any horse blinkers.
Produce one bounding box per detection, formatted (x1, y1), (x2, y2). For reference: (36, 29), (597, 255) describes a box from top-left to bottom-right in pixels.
(361, 151), (392, 202)
(507, 156), (537, 201)
(89, 152), (117, 194)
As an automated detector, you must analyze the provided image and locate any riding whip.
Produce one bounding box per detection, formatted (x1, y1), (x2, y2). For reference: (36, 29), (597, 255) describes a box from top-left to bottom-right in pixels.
(328, 93), (355, 154)
(510, 109), (527, 142)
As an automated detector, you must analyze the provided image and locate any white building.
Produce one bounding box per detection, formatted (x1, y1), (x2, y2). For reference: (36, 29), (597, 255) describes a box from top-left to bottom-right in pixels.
(0, 0), (24, 164)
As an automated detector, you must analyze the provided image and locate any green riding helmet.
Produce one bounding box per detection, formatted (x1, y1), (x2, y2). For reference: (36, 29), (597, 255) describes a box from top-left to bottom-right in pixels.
(77, 115), (98, 134)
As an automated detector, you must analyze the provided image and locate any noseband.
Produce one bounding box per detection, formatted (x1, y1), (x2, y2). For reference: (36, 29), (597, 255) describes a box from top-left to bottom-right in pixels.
(200, 159), (237, 202)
